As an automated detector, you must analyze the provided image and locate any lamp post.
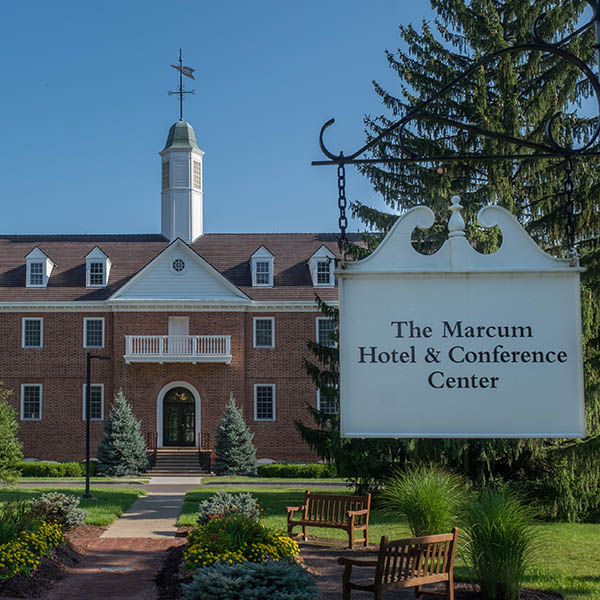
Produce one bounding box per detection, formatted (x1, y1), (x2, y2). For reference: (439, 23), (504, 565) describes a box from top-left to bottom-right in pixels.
(83, 352), (111, 500)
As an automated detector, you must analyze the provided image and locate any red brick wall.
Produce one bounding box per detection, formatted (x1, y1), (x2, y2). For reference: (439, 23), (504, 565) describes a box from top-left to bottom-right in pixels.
(1, 310), (322, 463)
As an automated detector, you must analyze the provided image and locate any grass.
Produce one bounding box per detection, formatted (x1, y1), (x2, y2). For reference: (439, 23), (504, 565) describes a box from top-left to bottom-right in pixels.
(201, 476), (346, 484)
(0, 487), (145, 526)
(179, 485), (600, 600)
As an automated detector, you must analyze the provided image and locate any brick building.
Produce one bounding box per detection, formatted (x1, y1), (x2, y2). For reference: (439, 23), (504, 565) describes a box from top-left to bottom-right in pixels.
(0, 120), (342, 463)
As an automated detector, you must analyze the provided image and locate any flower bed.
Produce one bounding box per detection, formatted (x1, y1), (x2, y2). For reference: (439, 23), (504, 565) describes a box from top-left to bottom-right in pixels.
(0, 521), (65, 581)
(180, 513), (300, 577)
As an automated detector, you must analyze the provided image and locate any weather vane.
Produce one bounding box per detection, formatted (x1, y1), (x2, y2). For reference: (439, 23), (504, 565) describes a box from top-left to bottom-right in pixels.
(169, 49), (195, 121)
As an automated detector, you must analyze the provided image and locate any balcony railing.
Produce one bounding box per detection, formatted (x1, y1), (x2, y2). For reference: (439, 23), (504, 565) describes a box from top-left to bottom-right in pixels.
(124, 335), (232, 364)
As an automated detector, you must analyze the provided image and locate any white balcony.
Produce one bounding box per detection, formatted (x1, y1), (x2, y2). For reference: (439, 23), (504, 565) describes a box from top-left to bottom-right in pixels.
(124, 335), (232, 364)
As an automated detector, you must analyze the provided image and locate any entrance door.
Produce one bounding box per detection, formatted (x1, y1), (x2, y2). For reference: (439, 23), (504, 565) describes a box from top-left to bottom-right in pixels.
(163, 387), (195, 446)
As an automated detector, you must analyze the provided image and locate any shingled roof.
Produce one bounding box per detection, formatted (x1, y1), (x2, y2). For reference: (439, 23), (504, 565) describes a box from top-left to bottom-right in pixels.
(0, 233), (360, 302)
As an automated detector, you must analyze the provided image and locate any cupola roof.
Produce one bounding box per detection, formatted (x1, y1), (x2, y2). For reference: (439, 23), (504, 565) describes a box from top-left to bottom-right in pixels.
(162, 120), (199, 151)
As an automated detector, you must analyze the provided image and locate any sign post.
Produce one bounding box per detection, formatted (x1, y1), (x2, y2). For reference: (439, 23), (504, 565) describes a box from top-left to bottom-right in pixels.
(338, 198), (585, 438)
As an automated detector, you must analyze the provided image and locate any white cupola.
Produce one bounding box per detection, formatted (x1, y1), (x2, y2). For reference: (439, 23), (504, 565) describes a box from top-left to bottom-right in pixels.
(159, 120), (204, 242)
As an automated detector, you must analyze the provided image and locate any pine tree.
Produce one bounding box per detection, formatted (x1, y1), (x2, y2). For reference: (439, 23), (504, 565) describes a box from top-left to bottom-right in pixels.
(214, 394), (257, 475)
(0, 383), (23, 486)
(97, 389), (147, 476)
(342, 0), (600, 518)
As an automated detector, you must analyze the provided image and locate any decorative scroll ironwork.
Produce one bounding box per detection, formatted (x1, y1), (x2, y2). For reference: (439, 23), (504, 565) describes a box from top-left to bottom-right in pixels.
(313, 1), (600, 168)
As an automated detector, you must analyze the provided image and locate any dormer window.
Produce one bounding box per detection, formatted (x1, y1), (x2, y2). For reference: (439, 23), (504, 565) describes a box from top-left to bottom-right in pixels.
(29, 263), (44, 286)
(251, 246), (274, 287)
(86, 247), (111, 288)
(25, 247), (54, 288)
(309, 245), (335, 287)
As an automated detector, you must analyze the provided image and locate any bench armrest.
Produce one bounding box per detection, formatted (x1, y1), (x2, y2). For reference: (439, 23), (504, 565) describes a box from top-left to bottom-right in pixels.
(337, 557), (378, 567)
(285, 505), (304, 517)
(347, 508), (369, 517)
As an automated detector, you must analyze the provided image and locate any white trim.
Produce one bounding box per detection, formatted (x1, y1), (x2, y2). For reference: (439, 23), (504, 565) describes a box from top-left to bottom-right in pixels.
(110, 239), (250, 302)
(254, 384), (275, 421)
(253, 317), (275, 348)
(316, 316), (336, 347)
(21, 383), (42, 421)
(22, 317), (43, 348)
(156, 381), (201, 447)
(82, 383), (104, 420)
(83, 317), (105, 348)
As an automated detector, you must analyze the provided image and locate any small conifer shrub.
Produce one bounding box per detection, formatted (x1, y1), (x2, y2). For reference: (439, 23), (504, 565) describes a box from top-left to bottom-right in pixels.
(0, 383), (23, 486)
(196, 491), (261, 525)
(96, 390), (147, 476)
(214, 395), (257, 476)
(28, 492), (87, 529)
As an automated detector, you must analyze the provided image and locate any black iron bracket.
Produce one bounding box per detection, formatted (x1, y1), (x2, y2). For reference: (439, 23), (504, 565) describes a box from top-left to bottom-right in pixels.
(312, 1), (600, 168)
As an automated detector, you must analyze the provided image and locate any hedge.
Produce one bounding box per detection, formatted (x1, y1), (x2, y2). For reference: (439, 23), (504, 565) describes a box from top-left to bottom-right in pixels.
(16, 461), (96, 478)
(256, 463), (336, 478)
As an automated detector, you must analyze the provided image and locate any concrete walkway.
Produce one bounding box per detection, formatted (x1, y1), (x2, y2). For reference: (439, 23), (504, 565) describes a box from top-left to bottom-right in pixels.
(102, 476), (200, 539)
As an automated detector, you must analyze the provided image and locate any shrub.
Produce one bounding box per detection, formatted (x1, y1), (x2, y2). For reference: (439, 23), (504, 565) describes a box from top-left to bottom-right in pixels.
(28, 492), (87, 530)
(380, 464), (466, 536)
(257, 462), (336, 478)
(181, 560), (320, 600)
(17, 461), (85, 478)
(214, 395), (257, 476)
(196, 491), (262, 525)
(97, 390), (147, 476)
(0, 385), (23, 486)
(0, 520), (64, 581)
(181, 513), (300, 577)
(464, 487), (536, 600)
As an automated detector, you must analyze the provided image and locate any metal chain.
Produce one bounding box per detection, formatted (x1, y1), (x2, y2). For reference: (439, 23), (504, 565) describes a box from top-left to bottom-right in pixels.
(563, 156), (576, 258)
(337, 161), (348, 241)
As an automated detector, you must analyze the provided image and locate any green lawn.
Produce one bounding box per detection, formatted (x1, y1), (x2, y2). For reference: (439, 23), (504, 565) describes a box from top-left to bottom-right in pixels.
(179, 486), (600, 600)
(201, 475), (346, 484)
(0, 487), (145, 526)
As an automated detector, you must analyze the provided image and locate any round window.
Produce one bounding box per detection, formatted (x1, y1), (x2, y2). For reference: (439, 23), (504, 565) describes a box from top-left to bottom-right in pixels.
(172, 259), (185, 273)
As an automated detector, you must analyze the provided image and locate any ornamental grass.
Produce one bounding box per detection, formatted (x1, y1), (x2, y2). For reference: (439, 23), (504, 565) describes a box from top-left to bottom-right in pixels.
(0, 521), (64, 581)
(180, 513), (300, 578)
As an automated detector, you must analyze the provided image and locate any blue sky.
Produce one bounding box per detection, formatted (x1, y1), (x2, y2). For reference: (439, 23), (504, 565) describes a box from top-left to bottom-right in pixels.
(0, 1), (435, 235)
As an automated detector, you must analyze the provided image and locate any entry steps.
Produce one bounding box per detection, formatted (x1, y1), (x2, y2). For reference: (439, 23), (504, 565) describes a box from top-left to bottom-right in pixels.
(147, 447), (210, 476)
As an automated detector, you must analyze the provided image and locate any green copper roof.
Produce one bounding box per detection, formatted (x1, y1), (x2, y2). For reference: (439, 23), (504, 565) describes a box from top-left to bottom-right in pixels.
(162, 120), (199, 151)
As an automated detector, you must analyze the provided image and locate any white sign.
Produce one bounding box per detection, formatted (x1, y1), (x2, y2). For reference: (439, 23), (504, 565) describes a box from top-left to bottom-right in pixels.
(338, 198), (585, 438)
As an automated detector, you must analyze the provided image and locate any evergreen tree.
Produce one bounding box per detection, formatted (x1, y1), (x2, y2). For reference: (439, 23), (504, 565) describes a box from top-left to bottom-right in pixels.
(214, 394), (257, 476)
(0, 383), (23, 486)
(97, 389), (147, 476)
(345, 0), (600, 519)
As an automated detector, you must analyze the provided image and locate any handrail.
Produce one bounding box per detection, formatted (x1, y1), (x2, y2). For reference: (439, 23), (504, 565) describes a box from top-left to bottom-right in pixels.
(146, 431), (158, 471)
(125, 335), (231, 359)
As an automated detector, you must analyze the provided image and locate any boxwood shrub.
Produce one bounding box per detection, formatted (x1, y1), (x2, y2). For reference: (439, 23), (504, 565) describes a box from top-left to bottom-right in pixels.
(16, 461), (96, 478)
(257, 462), (336, 479)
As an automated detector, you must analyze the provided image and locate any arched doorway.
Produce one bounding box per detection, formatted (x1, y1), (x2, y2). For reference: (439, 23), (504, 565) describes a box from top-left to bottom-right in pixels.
(163, 387), (195, 446)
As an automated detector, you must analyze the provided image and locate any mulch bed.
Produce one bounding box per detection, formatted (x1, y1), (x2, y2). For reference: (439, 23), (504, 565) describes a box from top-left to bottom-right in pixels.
(154, 537), (564, 600)
(0, 525), (106, 599)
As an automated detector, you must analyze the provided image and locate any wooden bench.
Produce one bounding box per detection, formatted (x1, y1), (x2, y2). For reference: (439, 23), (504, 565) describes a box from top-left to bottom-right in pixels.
(337, 527), (459, 600)
(286, 490), (371, 549)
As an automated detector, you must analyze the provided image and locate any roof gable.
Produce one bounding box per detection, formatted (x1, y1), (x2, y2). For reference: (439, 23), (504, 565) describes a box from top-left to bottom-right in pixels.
(110, 239), (249, 303)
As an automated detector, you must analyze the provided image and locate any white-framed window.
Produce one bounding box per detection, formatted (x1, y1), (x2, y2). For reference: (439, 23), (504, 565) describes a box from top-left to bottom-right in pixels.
(317, 387), (338, 415)
(254, 384), (275, 421)
(162, 161), (170, 191)
(85, 247), (111, 288)
(317, 317), (336, 347)
(22, 318), (43, 348)
(82, 384), (104, 420)
(28, 262), (44, 286)
(25, 248), (54, 288)
(193, 160), (202, 189)
(309, 245), (335, 287)
(21, 384), (42, 420)
(316, 259), (333, 285)
(253, 317), (274, 348)
(255, 261), (271, 285)
(89, 262), (104, 286)
(251, 247), (274, 287)
(84, 318), (105, 348)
